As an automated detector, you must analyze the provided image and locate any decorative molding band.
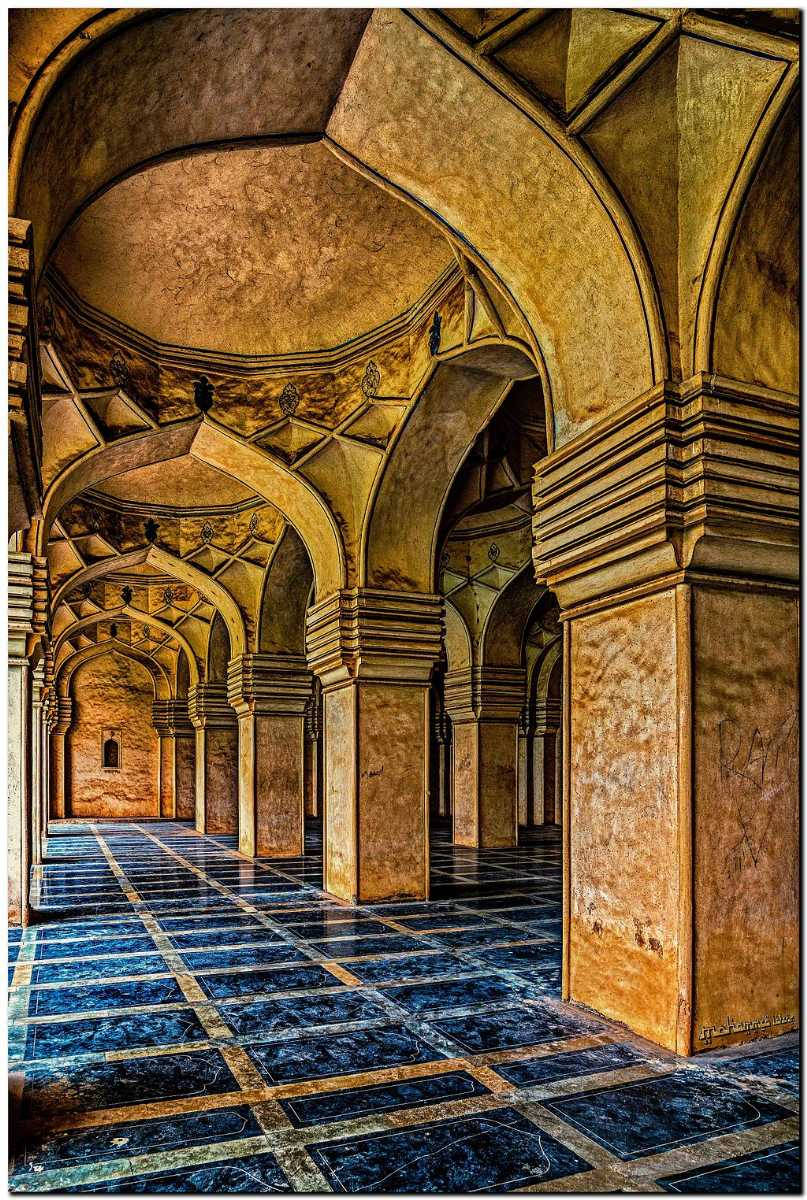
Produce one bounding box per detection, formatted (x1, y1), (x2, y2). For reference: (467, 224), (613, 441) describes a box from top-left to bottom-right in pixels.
(444, 665), (526, 722)
(227, 654), (312, 717)
(306, 589), (444, 689)
(533, 698), (562, 733)
(187, 683), (235, 729)
(45, 262), (463, 378)
(533, 373), (799, 610)
(84, 488), (266, 521)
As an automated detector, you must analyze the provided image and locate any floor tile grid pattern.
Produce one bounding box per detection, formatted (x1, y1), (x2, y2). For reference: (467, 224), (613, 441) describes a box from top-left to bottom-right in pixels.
(8, 821), (800, 1193)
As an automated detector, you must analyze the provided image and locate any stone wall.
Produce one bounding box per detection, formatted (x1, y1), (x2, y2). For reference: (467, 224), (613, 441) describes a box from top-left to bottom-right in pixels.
(68, 651), (159, 818)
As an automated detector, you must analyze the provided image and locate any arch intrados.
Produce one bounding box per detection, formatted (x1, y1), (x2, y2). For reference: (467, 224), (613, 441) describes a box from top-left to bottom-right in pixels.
(480, 563), (548, 668)
(443, 596), (472, 674)
(257, 524), (314, 655)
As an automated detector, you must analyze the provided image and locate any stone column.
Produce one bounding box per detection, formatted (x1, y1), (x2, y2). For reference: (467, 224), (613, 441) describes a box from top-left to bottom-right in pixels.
(534, 375), (798, 1055)
(228, 654), (312, 858)
(30, 660), (45, 865)
(532, 698), (561, 825)
(8, 553), (35, 926)
(432, 689), (451, 820)
(188, 683), (238, 835)
(444, 666), (526, 848)
(50, 697), (73, 819)
(42, 693), (56, 854)
(517, 706), (531, 828)
(303, 682), (322, 819)
(307, 589), (443, 903)
(164, 700), (196, 821)
(152, 701), (176, 818)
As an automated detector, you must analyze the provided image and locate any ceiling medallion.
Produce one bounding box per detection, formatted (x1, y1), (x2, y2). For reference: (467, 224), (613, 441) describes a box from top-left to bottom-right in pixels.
(193, 376), (214, 414)
(361, 360), (381, 399)
(488, 543), (500, 561)
(162, 586), (174, 606)
(279, 383), (300, 417)
(248, 512), (259, 536)
(109, 622), (118, 638)
(145, 518), (159, 543)
(121, 586), (133, 605)
(109, 350), (130, 390)
(201, 521), (214, 544)
(429, 310), (442, 355)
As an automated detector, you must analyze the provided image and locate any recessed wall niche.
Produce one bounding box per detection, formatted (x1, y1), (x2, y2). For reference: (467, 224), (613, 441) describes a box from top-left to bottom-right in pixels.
(101, 728), (122, 771)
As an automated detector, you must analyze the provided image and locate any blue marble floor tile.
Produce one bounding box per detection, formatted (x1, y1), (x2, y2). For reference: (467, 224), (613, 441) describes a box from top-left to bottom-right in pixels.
(281, 1069), (490, 1128)
(23, 1007), (210, 1061)
(218, 990), (385, 1037)
(283, 918), (392, 937)
(390, 913), (491, 930)
(542, 1071), (795, 1160)
(33, 936), (157, 960)
(27, 977), (185, 1016)
(384, 975), (527, 1014)
(345, 953), (470, 983)
(11, 1104), (263, 1173)
(429, 925), (538, 948)
(179, 945), (308, 971)
(155, 914), (264, 933)
(30, 954), (169, 984)
(432, 1003), (600, 1052)
(197, 963), (340, 1000)
(68, 1150), (291, 1192)
(475, 942), (561, 970)
(308, 1106), (591, 1192)
(712, 1045), (800, 1093)
(311, 935), (420, 958)
(496, 1042), (648, 1087)
(20, 1048), (240, 1117)
(656, 1140), (800, 1193)
(247, 1023), (444, 1084)
(167, 929), (284, 949)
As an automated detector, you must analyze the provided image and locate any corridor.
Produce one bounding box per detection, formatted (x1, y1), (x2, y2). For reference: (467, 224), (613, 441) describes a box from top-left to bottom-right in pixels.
(9, 823), (799, 1193)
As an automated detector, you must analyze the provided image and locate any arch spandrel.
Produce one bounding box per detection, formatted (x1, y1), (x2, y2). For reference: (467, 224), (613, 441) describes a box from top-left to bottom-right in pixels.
(481, 564), (548, 669)
(327, 9), (659, 442)
(444, 598), (472, 675)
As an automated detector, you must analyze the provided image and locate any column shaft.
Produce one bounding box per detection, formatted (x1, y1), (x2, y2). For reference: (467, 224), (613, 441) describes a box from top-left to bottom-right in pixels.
(188, 685), (238, 835)
(307, 590), (442, 903)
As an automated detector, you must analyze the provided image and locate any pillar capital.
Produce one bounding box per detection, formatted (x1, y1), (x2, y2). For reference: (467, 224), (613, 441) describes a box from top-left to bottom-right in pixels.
(152, 699), (194, 737)
(52, 696), (73, 736)
(533, 374), (798, 613)
(534, 697), (561, 733)
(187, 682), (235, 729)
(306, 588), (443, 690)
(227, 653), (312, 716)
(444, 666), (526, 723)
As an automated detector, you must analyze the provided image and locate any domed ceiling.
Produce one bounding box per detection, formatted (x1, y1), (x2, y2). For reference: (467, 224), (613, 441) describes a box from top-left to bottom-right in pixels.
(51, 141), (454, 357)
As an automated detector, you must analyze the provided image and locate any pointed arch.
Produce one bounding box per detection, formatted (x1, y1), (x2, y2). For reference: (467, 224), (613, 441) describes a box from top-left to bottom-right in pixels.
(50, 544), (246, 658)
(56, 638), (171, 700)
(480, 564), (547, 669)
(39, 417), (345, 597)
(53, 606), (200, 687)
(444, 597), (472, 674)
(363, 342), (537, 593)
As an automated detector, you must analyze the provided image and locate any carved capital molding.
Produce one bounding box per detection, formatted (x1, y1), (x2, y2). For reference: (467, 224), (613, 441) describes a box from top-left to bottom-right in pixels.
(444, 665), (526, 723)
(533, 374), (799, 611)
(306, 589), (444, 690)
(9, 218), (43, 535)
(187, 683), (235, 730)
(534, 698), (562, 733)
(227, 653), (312, 717)
(52, 697), (74, 736)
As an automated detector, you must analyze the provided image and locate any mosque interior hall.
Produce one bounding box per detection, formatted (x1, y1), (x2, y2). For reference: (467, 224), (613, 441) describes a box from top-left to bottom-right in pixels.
(7, 6), (799, 1194)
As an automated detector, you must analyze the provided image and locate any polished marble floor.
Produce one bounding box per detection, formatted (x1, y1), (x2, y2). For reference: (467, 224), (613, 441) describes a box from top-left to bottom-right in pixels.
(8, 819), (799, 1193)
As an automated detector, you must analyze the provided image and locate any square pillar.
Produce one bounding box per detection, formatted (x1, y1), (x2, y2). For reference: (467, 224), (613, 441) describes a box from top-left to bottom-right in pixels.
(307, 589), (443, 903)
(228, 654), (312, 858)
(445, 666), (525, 848)
(303, 684), (322, 819)
(188, 684), (238, 835)
(8, 553), (36, 926)
(535, 374), (799, 1054)
(49, 697), (73, 819)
